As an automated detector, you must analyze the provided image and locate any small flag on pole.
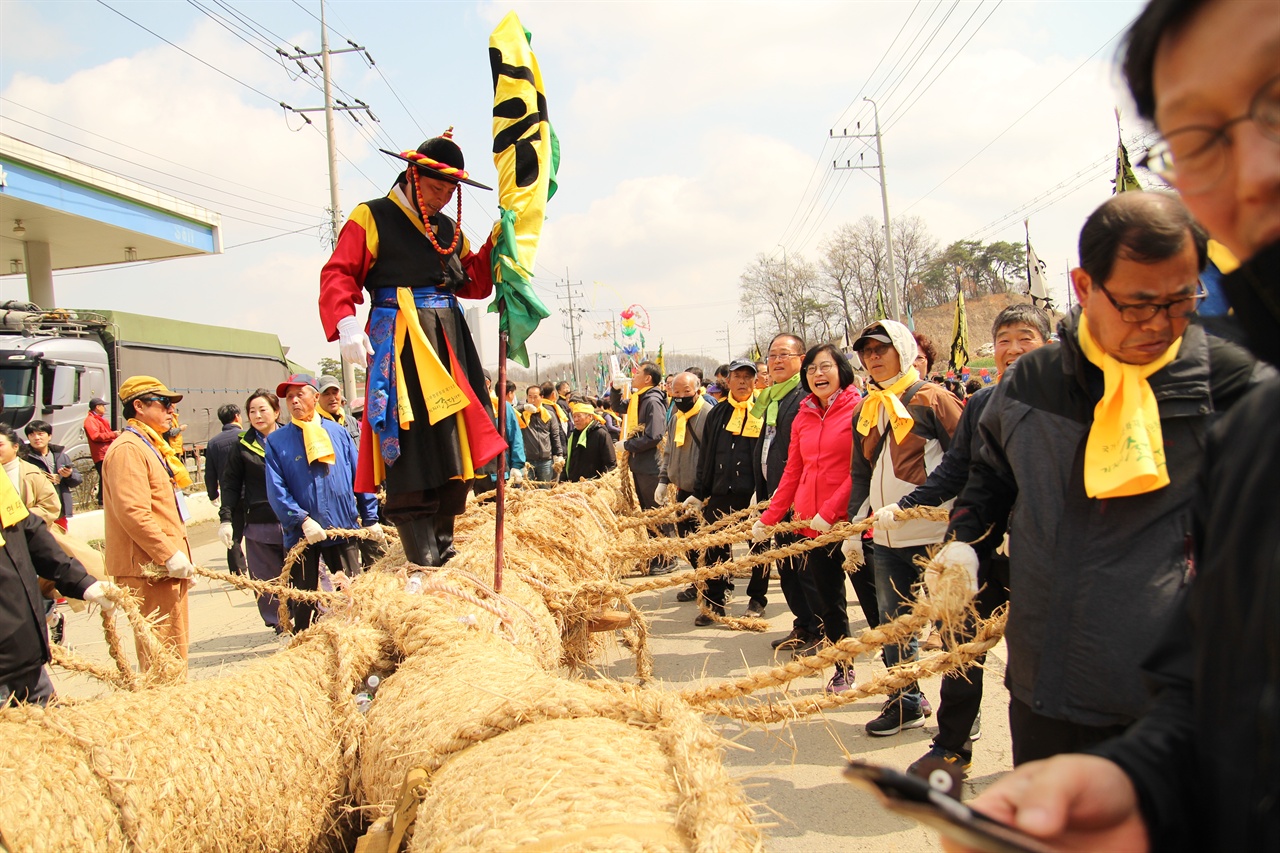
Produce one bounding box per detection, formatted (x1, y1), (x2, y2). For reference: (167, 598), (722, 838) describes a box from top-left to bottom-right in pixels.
(949, 287), (969, 372)
(1025, 220), (1054, 311)
(1114, 108), (1143, 194)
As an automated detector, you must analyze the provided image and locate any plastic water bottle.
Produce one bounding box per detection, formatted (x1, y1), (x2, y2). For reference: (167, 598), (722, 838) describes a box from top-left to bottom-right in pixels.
(365, 675), (380, 695)
(355, 691), (373, 714)
(405, 572), (426, 594)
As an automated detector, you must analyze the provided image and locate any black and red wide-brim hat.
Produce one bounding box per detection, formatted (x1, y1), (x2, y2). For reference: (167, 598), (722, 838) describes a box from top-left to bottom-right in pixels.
(381, 129), (492, 190)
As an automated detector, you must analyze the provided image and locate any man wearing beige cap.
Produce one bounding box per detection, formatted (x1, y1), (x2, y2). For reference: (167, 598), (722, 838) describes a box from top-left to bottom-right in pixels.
(103, 375), (196, 671)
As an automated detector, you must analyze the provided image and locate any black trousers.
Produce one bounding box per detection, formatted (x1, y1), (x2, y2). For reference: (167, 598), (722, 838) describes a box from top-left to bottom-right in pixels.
(674, 488), (701, 567)
(746, 540), (771, 608)
(801, 540), (850, 644)
(702, 491), (754, 610)
(226, 505), (247, 575)
(289, 540), (361, 632)
(634, 471), (672, 569)
(774, 530), (821, 635)
(94, 460), (104, 506)
(935, 554), (1010, 753)
(850, 538), (881, 630)
(1009, 695), (1129, 766)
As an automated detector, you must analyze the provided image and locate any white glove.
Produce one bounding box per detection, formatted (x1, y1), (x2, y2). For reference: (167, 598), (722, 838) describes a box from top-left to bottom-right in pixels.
(521, 403), (537, 414)
(810, 513), (832, 533)
(927, 541), (980, 599)
(751, 520), (769, 542)
(873, 502), (904, 530)
(336, 315), (374, 367)
(363, 522), (387, 544)
(553, 455), (565, 467)
(166, 551), (195, 579)
(218, 522), (234, 549)
(82, 580), (118, 613)
(509, 467), (524, 486)
(682, 495), (703, 511)
(301, 517), (327, 545)
(654, 483), (668, 503)
(841, 537), (865, 568)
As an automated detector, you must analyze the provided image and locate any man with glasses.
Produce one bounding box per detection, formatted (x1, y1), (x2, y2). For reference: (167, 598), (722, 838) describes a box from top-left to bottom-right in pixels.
(946, 2), (1280, 849)
(102, 376), (198, 670)
(938, 191), (1257, 767)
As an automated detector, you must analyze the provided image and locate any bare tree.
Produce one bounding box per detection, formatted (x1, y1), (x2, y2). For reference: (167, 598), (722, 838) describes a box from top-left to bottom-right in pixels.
(740, 252), (839, 346)
(892, 215), (939, 320)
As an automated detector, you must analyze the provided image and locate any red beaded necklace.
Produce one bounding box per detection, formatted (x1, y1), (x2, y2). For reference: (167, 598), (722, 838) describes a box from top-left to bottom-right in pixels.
(412, 168), (463, 255)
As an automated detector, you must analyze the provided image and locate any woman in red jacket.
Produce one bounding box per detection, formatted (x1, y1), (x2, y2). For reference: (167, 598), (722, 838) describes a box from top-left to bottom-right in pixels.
(757, 343), (861, 692)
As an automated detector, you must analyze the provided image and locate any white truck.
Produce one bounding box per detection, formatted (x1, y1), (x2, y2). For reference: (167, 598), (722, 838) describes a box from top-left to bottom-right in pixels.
(0, 303), (294, 503)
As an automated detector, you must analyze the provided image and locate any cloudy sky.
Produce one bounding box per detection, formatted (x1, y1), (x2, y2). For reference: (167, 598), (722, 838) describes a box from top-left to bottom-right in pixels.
(0, 0), (1150, 375)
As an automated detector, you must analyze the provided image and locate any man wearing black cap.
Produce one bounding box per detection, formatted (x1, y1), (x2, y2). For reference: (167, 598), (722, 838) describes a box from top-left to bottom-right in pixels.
(684, 358), (762, 626)
(319, 129), (507, 567)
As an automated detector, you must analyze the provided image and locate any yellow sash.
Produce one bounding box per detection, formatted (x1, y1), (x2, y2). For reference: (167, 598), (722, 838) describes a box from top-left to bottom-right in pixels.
(394, 288), (470, 427)
(724, 393), (762, 437)
(856, 368), (920, 444)
(317, 407), (346, 427)
(1077, 318), (1181, 499)
(0, 466), (30, 545)
(625, 391), (639, 438)
(294, 412), (336, 465)
(673, 395), (705, 446)
(129, 419), (194, 489)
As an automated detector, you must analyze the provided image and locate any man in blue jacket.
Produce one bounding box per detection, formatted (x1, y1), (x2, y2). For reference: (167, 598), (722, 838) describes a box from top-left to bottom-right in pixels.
(264, 374), (382, 631)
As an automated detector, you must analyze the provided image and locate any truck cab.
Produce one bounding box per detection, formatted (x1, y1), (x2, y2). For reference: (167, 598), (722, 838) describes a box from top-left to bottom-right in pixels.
(0, 332), (111, 462)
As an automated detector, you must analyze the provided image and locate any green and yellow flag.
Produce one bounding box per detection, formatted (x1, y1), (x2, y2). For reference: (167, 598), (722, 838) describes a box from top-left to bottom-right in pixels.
(488, 11), (557, 366)
(1115, 109), (1143, 194)
(949, 287), (969, 372)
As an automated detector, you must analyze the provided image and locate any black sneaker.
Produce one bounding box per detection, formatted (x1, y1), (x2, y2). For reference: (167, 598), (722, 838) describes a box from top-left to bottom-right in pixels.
(908, 743), (973, 779)
(969, 710), (982, 741)
(745, 600), (766, 618)
(676, 585), (698, 602)
(791, 634), (823, 660)
(648, 559), (676, 576)
(865, 699), (927, 737)
(771, 628), (804, 649)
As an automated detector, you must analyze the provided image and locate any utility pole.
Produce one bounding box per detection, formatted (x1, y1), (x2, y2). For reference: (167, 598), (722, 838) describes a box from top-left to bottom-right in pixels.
(831, 97), (901, 323)
(717, 325), (731, 360)
(282, 0), (377, 403)
(558, 270), (586, 388)
(532, 352), (545, 383)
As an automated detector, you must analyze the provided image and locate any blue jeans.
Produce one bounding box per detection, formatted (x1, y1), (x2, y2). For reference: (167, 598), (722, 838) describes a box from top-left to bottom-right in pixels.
(874, 543), (931, 714)
(528, 459), (555, 487)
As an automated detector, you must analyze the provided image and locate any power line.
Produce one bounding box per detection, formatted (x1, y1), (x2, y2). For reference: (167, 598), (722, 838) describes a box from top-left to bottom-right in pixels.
(900, 22), (1131, 214)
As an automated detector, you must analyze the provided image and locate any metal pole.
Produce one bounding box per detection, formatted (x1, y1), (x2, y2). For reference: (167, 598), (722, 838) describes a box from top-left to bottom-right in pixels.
(865, 97), (901, 324)
(494, 318), (507, 592)
(319, 0), (359, 402)
(565, 268), (581, 388)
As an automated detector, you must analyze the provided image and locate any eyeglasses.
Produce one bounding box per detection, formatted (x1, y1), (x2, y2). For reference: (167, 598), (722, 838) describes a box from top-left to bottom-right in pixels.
(805, 362), (838, 375)
(766, 352), (802, 361)
(1094, 280), (1208, 323)
(859, 343), (893, 359)
(1138, 73), (1280, 195)
(139, 396), (175, 409)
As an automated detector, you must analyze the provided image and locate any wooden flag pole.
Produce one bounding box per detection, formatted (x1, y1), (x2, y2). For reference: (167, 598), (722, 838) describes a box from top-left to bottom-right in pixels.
(494, 301), (508, 593)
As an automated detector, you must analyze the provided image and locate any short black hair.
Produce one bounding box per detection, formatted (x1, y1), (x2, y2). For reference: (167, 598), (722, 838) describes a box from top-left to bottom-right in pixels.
(1078, 193), (1208, 287)
(245, 388), (280, 413)
(217, 403), (241, 425)
(505, 380), (517, 394)
(540, 381), (555, 398)
(768, 332), (806, 354)
(638, 361), (662, 388)
(0, 423), (19, 447)
(526, 385), (541, 395)
(714, 364), (729, 380)
(798, 344), (855, 394)
(966, 378), (984, 396)
(685, 366), (704, 382)
(991, 304), (1052, 342)
(24, 419), (52, 436)
(556, 381), (571, 393)
(1122, 0), (1209, 121)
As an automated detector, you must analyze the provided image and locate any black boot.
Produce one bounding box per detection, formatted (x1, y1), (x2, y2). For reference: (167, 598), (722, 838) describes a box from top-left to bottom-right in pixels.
(435, 514), (457, 564)
(395, 518), (440, 567)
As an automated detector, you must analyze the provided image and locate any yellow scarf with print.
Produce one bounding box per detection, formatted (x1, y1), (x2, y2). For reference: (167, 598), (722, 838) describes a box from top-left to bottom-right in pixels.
(0, 465), (30, 544)
(724, 392), (762, 437)
(293, 411), (336, 466)
(128, 418), (193, 488)
(1077, 318), (1182, 499)
(673, 395), (705, 446)
(856, 368), (920, 444)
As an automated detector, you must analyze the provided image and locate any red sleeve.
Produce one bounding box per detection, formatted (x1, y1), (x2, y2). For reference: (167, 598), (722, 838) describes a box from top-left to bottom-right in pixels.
(319, 208), (374, 341)
(455, 233), (495, 301)
(761, 420), (806, 526)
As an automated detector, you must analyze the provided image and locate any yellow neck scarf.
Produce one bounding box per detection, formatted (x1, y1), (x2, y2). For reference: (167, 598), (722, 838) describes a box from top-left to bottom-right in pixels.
(724, 392), (762, 437)
(625, 390), (640, 437)
(673, 395), (705, 446)
(857, 368), (920, 443)
(1077, 318), (1182, 498)
(317, 407), (346, 427)
(0, 464), (30, 544)
(128, 418), (194, 488)
(294, 411), (336, 466)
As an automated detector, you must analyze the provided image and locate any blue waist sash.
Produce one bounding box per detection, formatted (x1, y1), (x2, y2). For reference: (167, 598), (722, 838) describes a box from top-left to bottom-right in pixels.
(365, 287), (461, 466)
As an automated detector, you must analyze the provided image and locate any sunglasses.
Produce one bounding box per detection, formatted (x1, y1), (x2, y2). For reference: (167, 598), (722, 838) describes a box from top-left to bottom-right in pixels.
(139, 396), (175, 409)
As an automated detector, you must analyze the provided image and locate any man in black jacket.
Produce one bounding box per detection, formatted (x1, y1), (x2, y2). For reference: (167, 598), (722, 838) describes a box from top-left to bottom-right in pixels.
(205, 403), (245, 574)
(685, 359), (760, 625)
(611, 361), (673, 574)
(749, 333), (821, 646)
(947, 1), (1280, 850)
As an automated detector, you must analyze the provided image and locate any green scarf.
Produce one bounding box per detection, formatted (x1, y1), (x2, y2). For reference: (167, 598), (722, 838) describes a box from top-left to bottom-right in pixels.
(750, 373), (801, 426)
